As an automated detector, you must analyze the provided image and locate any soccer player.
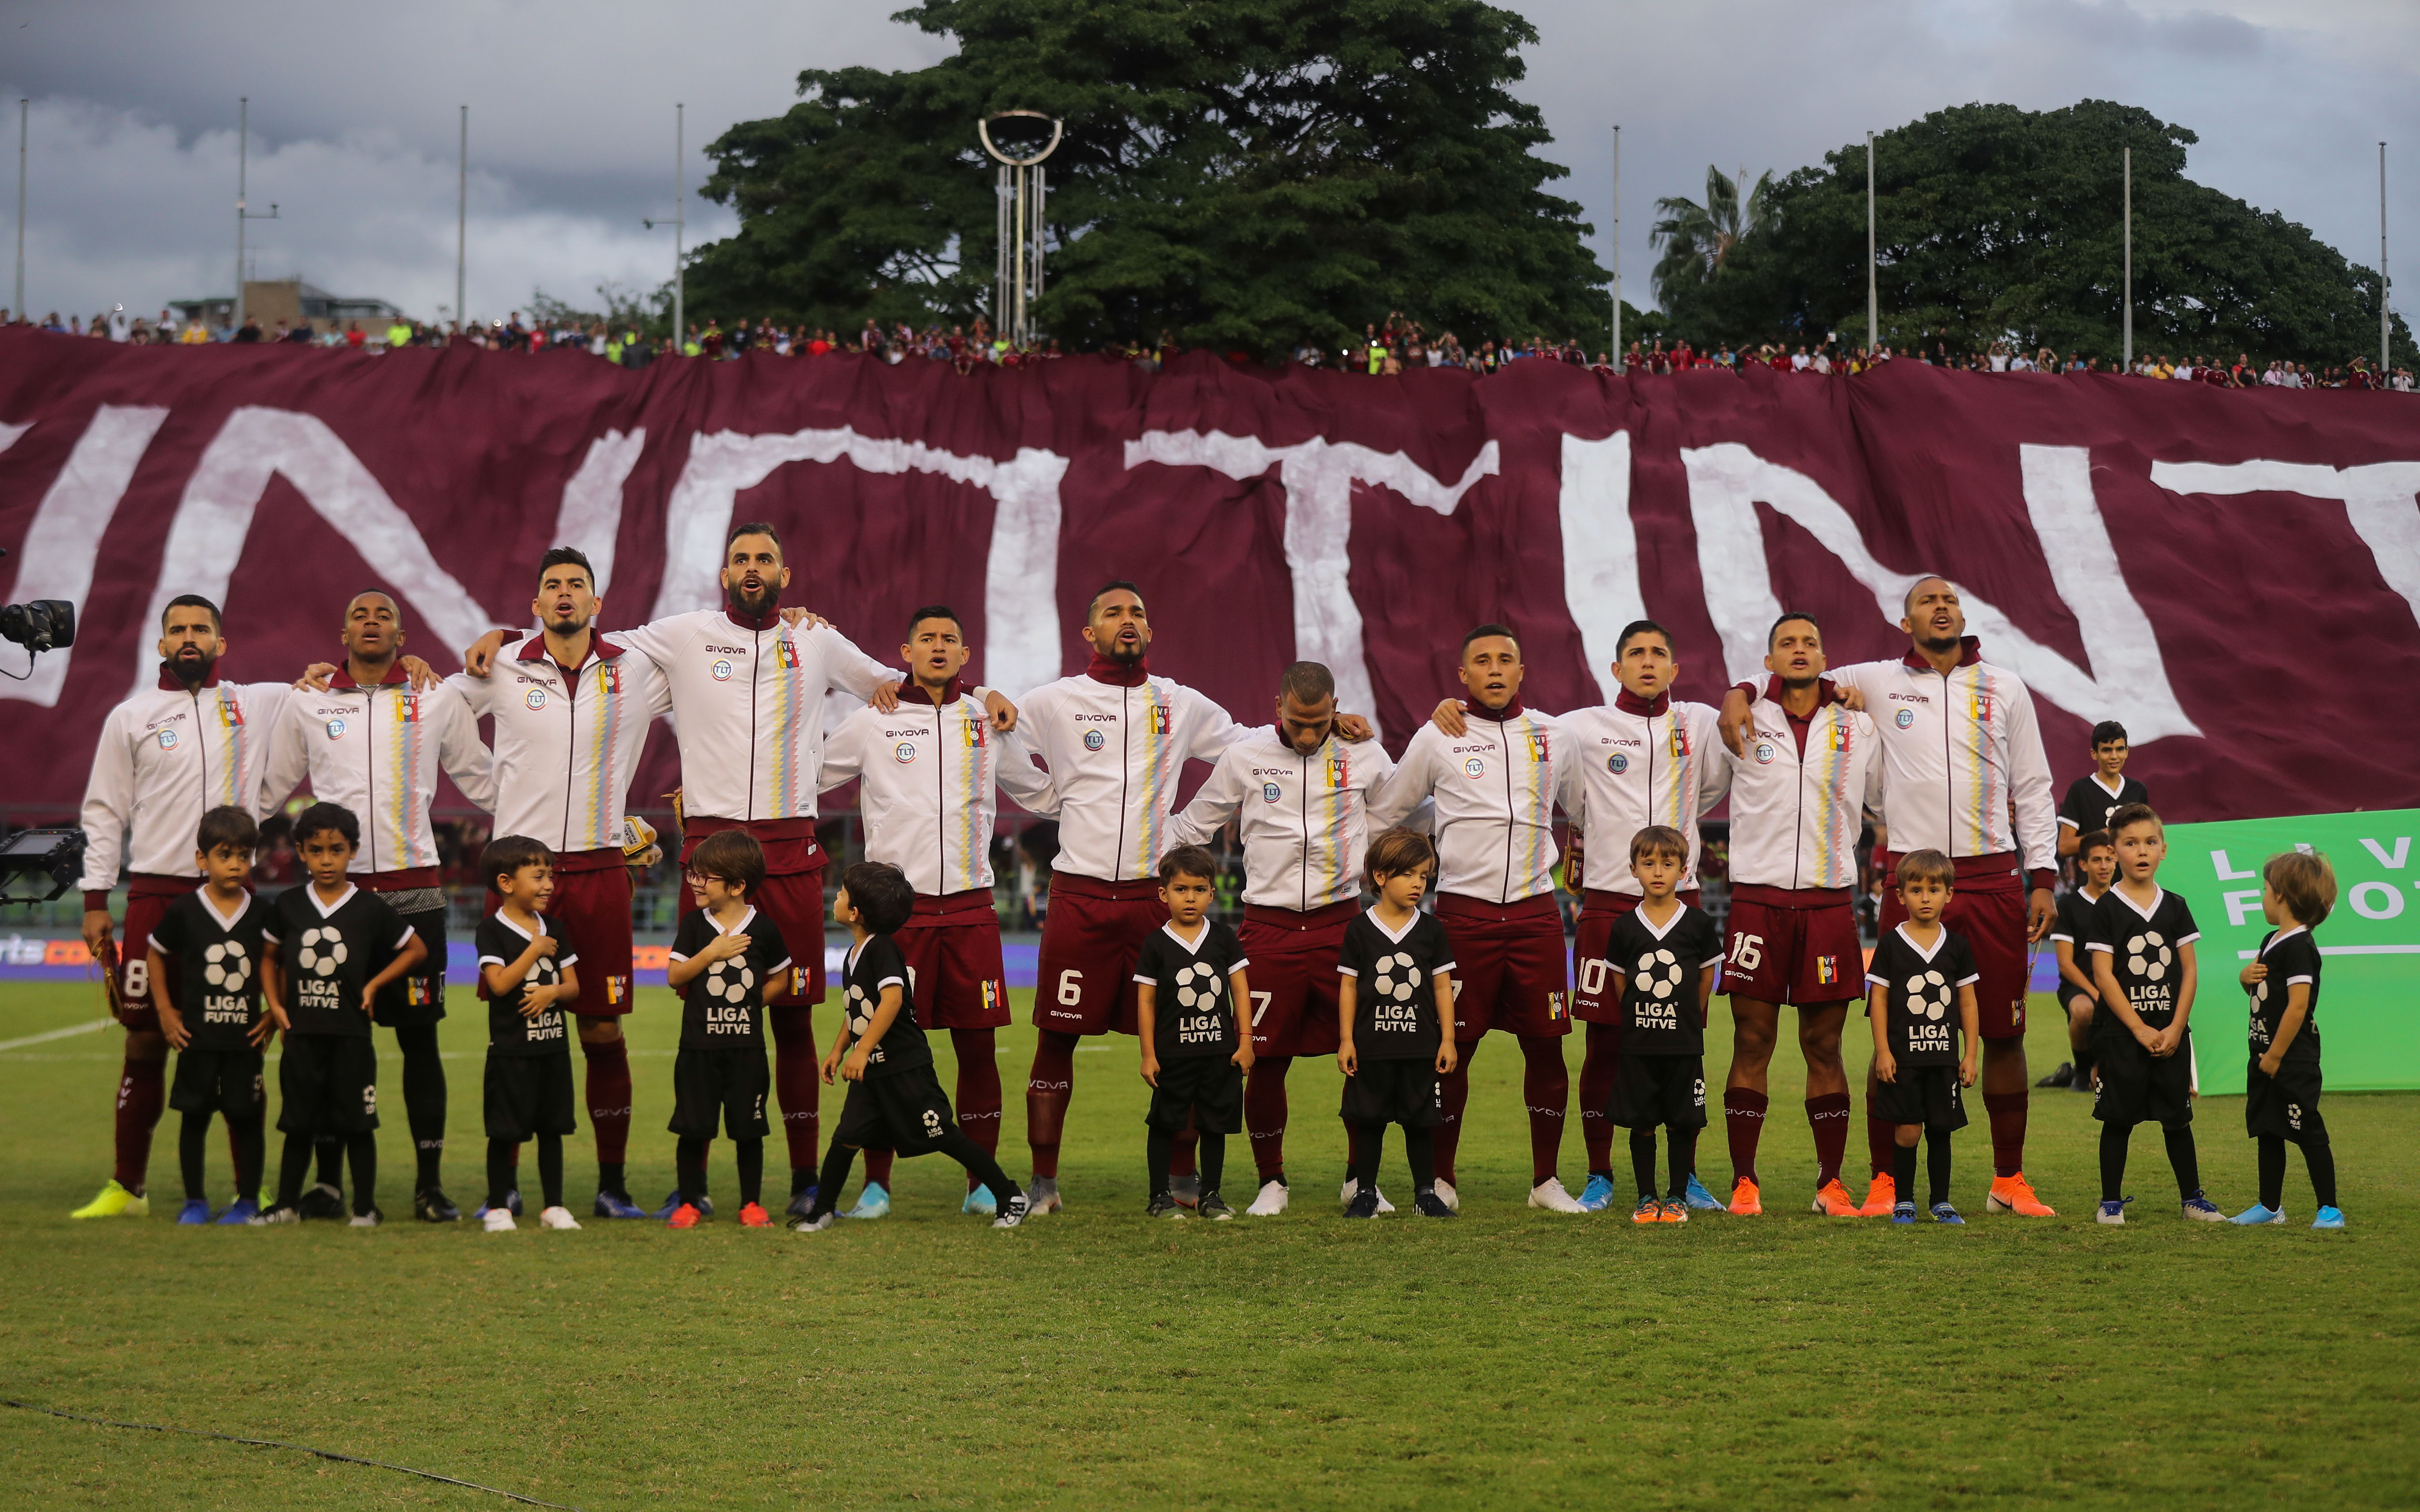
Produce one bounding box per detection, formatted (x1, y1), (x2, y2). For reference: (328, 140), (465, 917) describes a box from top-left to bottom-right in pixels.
(1336, 827), (1458, 1220)
(663, 830), (792, 1229)
(2056, 722), (2147, 858)
(447, 548), (668, 1221)
(1719, 576), (2061, 1217)
(2082, 804), (2224, 1224)
(253, 802), (429, 1226)
(1716, 613), (1881, 1218)
(793, 862), (1029, 1230)
(263, 591), (494, 1223)
(2231, 850), (2344, 1229)
(2042, 829), (2116, 1094)
(145, 806), (274, 1225)
(1865, 849), (1980, 1225)
(816, 605), (1053, 1218)
(473, 835), (583, 1233)
(73, 595), (297, 1219)
(1600, 826), (1723, 1224)
(1168, 660), (1394, 1216)
(1370, 624), (1582, 1213)
(1132, 845), (1254, 1220)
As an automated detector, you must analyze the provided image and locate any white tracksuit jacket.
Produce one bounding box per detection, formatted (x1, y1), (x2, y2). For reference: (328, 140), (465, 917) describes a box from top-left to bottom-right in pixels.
(1167, 726), (1394, 913)
(260, 666), (496, 877)
(1555, 694), (1729, 895)
(1369, 703), (1570, 905)
(79, 672), (295, 901)
(819, 682), (1054, 896)
(1724, 679), (1884, 892)
(447, 633), (670, 856)
(1015, 669), (1241, 883)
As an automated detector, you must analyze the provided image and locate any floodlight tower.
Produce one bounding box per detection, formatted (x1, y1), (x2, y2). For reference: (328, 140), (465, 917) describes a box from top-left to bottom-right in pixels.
(980, 112), (1061, 346)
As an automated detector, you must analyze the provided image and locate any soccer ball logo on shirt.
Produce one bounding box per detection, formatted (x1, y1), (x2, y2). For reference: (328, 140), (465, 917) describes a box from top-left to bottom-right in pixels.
(1371, 951), (1423, 1003)
(2126, 933), (2172, 982)
(298, 928), (348, 977)
(844, 981), (873, 1035)
(1903, 969), (1949, 1019)
(1174, 962), (1220, 1009)
(708, 958), (756, 1003)
(1634, 949), (1681, 1000)
(203, 942), (251, 991)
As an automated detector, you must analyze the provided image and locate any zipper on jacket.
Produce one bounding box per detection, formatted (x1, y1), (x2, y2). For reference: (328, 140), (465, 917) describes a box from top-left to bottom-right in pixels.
(1499, 720), (1516, 904)
(1116, 686), (1133, 880)
(191, 688), (213, 816)
(748, 629), (762, 821)
(1299, 749), (1310, 912)
(936, 702), (947, 894)
(1791, 704), (1805, 891)
(558, 659), (581, 852)
(364, 688), (379, 873)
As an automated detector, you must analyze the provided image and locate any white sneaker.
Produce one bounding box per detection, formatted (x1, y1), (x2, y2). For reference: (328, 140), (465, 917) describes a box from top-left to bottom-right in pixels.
(1432, 1179), (1459, 1213)
(1340, 1177), (1397, 1214)
(1026, 1177), (1061, 1215)
(482, 1207), (516, 1233)
(1528, 1177), (1585, 1214)
(537, 1206), (581, 1231)
(1246, 1180), (1290, 1217)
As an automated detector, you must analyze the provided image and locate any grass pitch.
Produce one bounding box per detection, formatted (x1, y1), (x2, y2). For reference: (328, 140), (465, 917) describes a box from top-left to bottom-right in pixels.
(0, 979), (2413, 1510)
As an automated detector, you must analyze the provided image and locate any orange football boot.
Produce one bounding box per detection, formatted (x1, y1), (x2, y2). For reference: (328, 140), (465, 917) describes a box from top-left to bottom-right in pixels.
(664, 1202), (703, 1229)
(1987, 1172), (2056, 1217)
(1728, 1177), (1763, 1216)
(1857, 1173), (1896, 1217)
(1808, 1179), (1862, 1217)
(738, 1202), (774, 1227)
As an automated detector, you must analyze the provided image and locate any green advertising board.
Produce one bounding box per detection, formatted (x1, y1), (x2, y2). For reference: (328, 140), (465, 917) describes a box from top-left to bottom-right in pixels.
(2163, 809), (2420, 1095)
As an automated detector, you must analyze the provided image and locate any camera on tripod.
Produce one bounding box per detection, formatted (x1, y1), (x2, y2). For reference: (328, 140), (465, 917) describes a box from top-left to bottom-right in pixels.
(1, 599), (76, 654)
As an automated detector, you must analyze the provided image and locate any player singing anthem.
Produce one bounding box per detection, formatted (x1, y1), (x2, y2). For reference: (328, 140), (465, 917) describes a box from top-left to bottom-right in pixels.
(1371, 624), (1583, 1214)
(817, 604), (1053, 1218)
(1168, 660), (1394, 1217)
(1721, 576), (2061, 1218)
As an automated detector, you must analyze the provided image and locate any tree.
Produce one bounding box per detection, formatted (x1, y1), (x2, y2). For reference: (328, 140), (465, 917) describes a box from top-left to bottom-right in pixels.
(685, 0), (1610, 352)
(1650, 166), (1774, 308)
(1659, 100), (2416, 368)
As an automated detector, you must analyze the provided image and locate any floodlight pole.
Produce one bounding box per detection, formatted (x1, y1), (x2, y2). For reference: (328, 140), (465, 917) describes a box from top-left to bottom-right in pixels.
(1865, 132), (1876, 350)
(674, 103), (685, 344)
(14, 98), (26, 322)
(2122, 147), (2132, 370)
(455, 106), (467, 333)
(2382, 141), (2391, 378)
(1611, 124), (1621, 358)
(980, 112), (1062, 346)
(233, 97), (279, 333)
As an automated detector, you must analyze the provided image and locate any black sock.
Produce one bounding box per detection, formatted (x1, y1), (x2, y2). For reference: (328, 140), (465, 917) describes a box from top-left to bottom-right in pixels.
(2302, 1115), (2338, 1209)
(2073, 1044), (2095, 1079)
(735, 1138), (764, 1208)
(1927, 1130), (1952, 1208)
(180, 1111), (212, 1202)
(537, 1133), (565, 1210)
(486, 1138), (518, 1212)
(1352, 1122), (1386, 1190)
(1666, 1126), (1698, 1200)
(395, 1023), (446, 1190)
(345, 1132), (377, 1216)
(230, 1115), (264, 1203)
(1405, 1125), (1436, 1194)
(1147, 1128), (1176, 1198)
(314, 1135), (342, 1191)
(276, 1132), (312, 1209)
(2100, 1122), (2131, 1203)
(935, 1128), (1021, 1207)
(676, 1136), (710, 1208)
(808, 1141), (857, 1220)
(599, 1160), (627, 1199)
(1199, 1132), (1226, 1199)
(1892, 1140), (1918, 1207)
(2162, 1124), (2201, 1200)
(791, 1164), (815, 1198)
(1630, 1129), (1658, 1201)
(2258, 1134), (2288, 1211)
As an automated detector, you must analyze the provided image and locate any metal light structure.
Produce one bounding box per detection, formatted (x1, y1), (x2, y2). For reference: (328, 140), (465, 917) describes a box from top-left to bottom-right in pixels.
(14, 99), (25, 322)
(2122, 147), (2133, 370)
(981, 111), (1061, 346)
(2383, 141), (2392, 379)
(455, 105), (467, 333)
(233, 97), (279, 332)
(1610, 124), (1621, 358)
(642, 103), (686, 344)
(1865, 132), (1877, 351)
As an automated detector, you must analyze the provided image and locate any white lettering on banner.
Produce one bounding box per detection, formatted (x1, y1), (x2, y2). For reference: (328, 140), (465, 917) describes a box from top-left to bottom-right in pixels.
(1680, 441), (2199, 742)
(647, 428), (1070, 697)
(1557, 431), (1647, 704)
(133, 408), (504, 697)
(2211, 850), (2260, 882)
(2223, 890), (2264, 928)
(551, 428), (645, 599)
(2361, 837), (2412, 869)
(0, 405), (172, 706)
(2349, 881), (2404, 920)
(2149, 459), (2420, 630)
(1123, 430), (1503, 741)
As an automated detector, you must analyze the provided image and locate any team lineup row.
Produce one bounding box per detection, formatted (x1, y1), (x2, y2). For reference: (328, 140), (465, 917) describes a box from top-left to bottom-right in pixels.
(67, 520), (2343, 1230)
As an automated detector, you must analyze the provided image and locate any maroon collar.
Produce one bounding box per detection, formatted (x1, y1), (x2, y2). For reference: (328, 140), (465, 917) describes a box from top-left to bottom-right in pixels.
(1614, 687), (1669, 718)
(514, 633), (625, 666)
(1086, 651), (1149, 687)
(1763, 675), (1838, 718)
(329, 660), (407, 690)
(1902, 635), (1982, 672)
(900, 676), (965, 707)
(723, 597), (783, 632)
(156, 663), (221, 691)
(1467, 696), (1526, 722)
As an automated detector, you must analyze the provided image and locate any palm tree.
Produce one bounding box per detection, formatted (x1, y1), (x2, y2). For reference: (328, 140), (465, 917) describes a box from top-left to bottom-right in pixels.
(1650, 165), (1777, 307)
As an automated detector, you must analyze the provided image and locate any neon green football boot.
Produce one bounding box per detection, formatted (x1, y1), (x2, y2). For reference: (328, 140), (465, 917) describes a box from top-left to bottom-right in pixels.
(71, 1179), (149, 1219)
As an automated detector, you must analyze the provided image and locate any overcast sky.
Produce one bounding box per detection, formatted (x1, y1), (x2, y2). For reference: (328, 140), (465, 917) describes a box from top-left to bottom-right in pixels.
(1, 0), (2413, 331)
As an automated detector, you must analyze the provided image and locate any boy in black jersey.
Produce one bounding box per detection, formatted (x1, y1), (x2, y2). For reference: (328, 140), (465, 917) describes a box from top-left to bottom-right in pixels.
(2084, 805), (2224, 1224)
(2057, 722), (2148, 859)
(2232, 851), (2345, 1229)
(474, 836), (582, 1233)
(1134, 846), (1254, 1220)
(665, 830), (790, 1229)
(146, 806), (274, 1225)
(793, 863), (1027, 1231)
(1602, 827), (1723, 1225)
(252, 803), (426, 1226)
(1336, 828), (1459, 1220)
(1865, 849), (1980, 1224)
(2040, 830), (2117, 1094)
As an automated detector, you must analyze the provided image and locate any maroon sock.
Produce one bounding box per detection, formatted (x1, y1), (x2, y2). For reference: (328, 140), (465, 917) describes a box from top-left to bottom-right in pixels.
(1577, 1025), (1619, 1172)
(1983, 1090), (2028, 1178)
(1026, 1030), (1078, 1180)
(863, 1147), (896, 1191)
(113, 1054), (166, 1194)
(953, 1028), (1002, 1188)
(1806, 1093), (1851, 1187)
(1170, 1123), (1199, 1182)
(1519, 1035), (1568, 1187)
(1867, 1115), (1897, 1181)
(1244, 1056), (1292, 1182)
(768, 1008), (820, 1175)
(580, 1036), (633, 1168)
(1723, 1088), (1769, 1187)
(1435, 1041), (1476, 1187)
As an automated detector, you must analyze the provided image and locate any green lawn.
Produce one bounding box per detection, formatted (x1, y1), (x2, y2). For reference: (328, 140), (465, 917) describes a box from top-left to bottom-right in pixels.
(0, 980), (2411, 1510)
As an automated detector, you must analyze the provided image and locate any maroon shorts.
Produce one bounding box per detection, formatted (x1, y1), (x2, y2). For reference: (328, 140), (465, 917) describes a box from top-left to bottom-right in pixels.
(1572, 887), (1703, 1023)
(118, 874), (203, 1031)
(896, 890), (1011, 1030)
(678, 857), (826, 1005)
(1877, 853), (2030, 1040)
(499, 852), (634, 1017)
(1722, 885), (1864, 1007)
(1034, 873), (1168, 1036)
(1239, 901), (1355, 1058)
(1434, 892), (1571, 1042)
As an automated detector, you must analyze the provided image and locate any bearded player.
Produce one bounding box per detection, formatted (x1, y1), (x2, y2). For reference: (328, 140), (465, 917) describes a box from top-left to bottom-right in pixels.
(1720, 576), (2060, 1217)
(1166, 660), (1393, 1216)
(817, 604), (1053, 1218)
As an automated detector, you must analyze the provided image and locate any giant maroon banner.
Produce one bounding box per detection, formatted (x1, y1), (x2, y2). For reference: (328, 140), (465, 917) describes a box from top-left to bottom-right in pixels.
(5, 326), (2418, 823)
